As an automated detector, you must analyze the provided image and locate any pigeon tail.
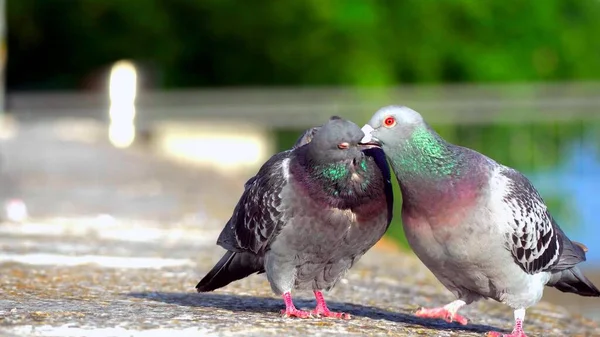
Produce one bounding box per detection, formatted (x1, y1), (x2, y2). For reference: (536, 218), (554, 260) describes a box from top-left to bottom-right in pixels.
(196, 251), (264, 292)
(547, 230), (599, 297)
(548, 266), (600, 297)
(551, 227), (587, 271)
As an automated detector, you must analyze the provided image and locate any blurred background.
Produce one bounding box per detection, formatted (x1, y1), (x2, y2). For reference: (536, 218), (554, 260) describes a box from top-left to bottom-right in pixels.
(1, 0), (599, 321)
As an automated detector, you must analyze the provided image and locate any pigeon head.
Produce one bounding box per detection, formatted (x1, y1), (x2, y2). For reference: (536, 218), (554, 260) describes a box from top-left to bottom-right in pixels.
(359, 106), (461, 181)
(359, 106), (426, 150)
(296, 116), (386, 204)
(306, 116), (366, 165)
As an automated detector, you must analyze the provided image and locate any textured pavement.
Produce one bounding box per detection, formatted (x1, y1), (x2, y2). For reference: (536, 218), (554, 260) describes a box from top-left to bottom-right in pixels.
(0, 118), (599, 337)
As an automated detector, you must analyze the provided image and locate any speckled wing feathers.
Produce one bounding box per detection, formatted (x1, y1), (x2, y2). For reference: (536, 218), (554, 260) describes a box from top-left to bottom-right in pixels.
(500, 168), (563, 274)
(217, 152), (291, 255)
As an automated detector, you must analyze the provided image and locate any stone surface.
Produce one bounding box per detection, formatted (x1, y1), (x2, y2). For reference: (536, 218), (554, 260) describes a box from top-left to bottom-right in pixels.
(0, 119), (599, 337)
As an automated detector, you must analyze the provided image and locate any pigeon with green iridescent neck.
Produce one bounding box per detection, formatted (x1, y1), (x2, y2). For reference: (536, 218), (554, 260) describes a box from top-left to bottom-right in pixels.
(196, 116), (393, 319)
(359, 106), (599, 337)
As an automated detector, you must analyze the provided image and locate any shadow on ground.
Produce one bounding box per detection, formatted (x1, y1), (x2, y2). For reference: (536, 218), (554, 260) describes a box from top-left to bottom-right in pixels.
(128, 291), (505, 334)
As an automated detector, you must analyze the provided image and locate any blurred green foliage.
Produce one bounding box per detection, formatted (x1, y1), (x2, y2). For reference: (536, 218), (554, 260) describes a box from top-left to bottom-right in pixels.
(7, 0), (599, 249)
(276, 119), (599, 250)
(7, 0), (600, 90)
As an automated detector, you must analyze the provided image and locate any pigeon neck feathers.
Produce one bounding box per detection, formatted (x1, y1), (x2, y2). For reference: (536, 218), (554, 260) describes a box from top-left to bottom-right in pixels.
(387, 125), (488, 212)
(387, 125), (462, 179)
(290, 146), (383, 209)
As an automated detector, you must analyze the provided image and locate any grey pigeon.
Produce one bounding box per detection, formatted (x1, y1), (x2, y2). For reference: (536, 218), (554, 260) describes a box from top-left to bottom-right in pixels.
(196, 116), (393, 319)
(359, 106), (599, 337)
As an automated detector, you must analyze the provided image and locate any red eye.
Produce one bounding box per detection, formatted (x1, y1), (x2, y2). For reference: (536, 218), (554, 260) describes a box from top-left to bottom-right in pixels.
(338, 142), (349, 149)
(383, 116), (396, 128)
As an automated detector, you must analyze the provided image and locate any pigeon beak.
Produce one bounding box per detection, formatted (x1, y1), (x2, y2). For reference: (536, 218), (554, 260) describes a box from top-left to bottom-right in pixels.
(358, 124), (382, 148)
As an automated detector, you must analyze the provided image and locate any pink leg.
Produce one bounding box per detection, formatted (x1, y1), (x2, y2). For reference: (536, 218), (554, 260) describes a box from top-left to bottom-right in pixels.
(415, 300), (468, 325)
(487, 309), (528, 337)
(280, 292), (312, 318)
(310, 291), (351, 319)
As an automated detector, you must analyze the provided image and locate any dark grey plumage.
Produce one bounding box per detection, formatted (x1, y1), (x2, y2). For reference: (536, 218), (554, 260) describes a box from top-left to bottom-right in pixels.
(196, 116), (393, 318)
(292, 116), (342, 149)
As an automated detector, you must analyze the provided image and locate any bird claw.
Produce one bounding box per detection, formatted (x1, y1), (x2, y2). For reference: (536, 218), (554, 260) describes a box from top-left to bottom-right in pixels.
(280, 308), (313, 319)
(310, 308), (351, 319)
(415, 307), (468, 325)
(486, 331), (527, 337)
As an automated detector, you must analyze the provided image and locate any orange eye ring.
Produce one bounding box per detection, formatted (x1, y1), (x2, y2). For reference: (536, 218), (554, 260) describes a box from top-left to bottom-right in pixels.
(383, 116), (396, 128)
(337, 142), (349, 149)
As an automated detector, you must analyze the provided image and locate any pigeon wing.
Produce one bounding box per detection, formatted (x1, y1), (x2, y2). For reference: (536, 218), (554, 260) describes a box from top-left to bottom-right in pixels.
(500, 168), (568, 274)
(217, 151), (292, 255)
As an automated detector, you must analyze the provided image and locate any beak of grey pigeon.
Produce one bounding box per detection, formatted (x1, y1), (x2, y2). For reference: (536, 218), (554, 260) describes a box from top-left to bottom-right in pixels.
(358, 124), (382, 149)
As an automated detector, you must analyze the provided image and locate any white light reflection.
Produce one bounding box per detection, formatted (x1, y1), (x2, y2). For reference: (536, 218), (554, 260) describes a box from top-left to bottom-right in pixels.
(4, 198), (28, 223)
(108, 60), (137, 148)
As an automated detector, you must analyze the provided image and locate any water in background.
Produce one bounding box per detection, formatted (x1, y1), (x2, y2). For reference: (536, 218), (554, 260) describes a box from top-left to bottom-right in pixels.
(530, 138), (600, 264)
(530, 133), (600, 319)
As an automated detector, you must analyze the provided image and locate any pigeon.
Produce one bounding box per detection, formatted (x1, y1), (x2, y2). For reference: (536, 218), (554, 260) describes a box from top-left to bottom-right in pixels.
(196, 116), (393, 319)
(359, 106), (599, 337)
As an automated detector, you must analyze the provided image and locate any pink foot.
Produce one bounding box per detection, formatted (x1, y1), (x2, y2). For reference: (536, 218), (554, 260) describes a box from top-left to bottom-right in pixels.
(487, 315), (527, 337)
(280, 292), (312, 319)
(310, 307), (351, 319)
(280, 307), (312, 318)
(311, 291), (351, 319)
(487, 331), (527, 337)
(487, 318), (527, 337)
(415, 307), (468, 325)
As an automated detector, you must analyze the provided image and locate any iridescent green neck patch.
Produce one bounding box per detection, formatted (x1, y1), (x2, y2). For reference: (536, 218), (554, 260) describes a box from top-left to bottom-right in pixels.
(390, 126), (459, 178)
(321, 163), (349, 181)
